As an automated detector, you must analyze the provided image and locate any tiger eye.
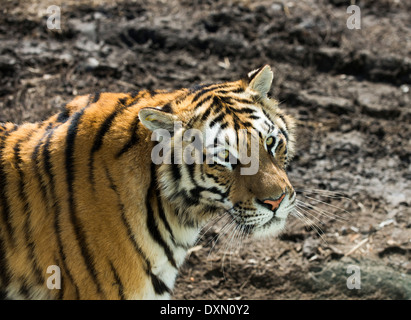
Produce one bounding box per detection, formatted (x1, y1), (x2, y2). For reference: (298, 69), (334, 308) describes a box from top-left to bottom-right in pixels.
(218, 150), (230, 161)
(266, 136), (275, 147)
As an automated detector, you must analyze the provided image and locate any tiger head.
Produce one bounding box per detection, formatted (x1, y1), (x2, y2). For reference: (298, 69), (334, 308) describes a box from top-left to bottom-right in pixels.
(139, 65), (296, 239)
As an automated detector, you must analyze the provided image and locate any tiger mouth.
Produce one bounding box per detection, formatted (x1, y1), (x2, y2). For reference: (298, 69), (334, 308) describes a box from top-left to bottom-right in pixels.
(226, 212), (285, 237)
(228, 207), (283, 229)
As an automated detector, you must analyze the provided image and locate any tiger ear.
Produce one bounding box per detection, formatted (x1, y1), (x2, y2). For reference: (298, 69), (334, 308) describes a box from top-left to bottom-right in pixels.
(247, 65), (273, 98)
(139, 107), (178, 132)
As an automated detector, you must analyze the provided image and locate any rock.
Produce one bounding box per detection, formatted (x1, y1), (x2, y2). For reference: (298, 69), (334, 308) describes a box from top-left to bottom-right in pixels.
(74, 39), (101, 52)
(303, 238), (320, 259)
(400, 85), (409, 93)
(0, 54), (16, 75)
(69, 19), (97, 42)
(298, 91), (354, 114)
(83, 57), (99, 70)
(357, 91), (401, 119)
(19, 41), (45, 55)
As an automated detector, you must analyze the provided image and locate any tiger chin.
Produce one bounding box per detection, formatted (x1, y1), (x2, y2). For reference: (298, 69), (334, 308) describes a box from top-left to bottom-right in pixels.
(0, 65), (296, 300)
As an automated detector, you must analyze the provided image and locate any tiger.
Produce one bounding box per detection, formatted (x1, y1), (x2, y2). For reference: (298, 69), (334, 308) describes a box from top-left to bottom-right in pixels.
(0, 65), (296, 300)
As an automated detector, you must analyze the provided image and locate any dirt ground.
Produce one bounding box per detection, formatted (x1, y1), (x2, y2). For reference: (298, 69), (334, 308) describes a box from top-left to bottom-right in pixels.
(0, 0), (410, 300)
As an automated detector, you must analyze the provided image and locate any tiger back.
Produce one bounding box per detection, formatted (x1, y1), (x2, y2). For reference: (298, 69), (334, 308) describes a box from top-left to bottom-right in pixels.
(0, 65), (296, 299)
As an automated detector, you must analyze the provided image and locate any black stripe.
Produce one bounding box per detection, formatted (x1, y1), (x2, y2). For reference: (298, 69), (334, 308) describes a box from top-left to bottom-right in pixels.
(262, 109), (274, 124)
(241, 121), (253, 128)
(42, 128), (80, 299)
(191, 87), (216, 104)
(220, 121), (229, 129)
(89, 102), (128, 188)
(205, 171), (220, 184)
(187, 133), (230, 195)
(193, 94), (213, 111)
(118, 97), (127, 106)
(0, 126), (18, 245)
(13, 133), (45, 285)
(161, 103), (173, 113)
(56, 107), (71, 123)
(276, 139), (285, 154)
(103, 166), (151, 273)
(218, 95), (233, 105)
(233, 107), (256, 114)
(192, 185), (229, 200)
(128, 90), (141, 99)
(231, 97), (253, 105)
(185, 161), (229, 200)
(190, 83), (209, 92)
(263, 110), (289, 141)
(200, 105), (213, 121)
(92, 92), (101, 104)
(0, 234), (11, 289)
(19, 279), (30, 299)
(125, 94), (143, 108)
(65, 108), (103, 295)
(277, 113), (288, 129)
(175, 189), (199, 208)
(209, 112), (226, 128)
(115, 116), (140, 158)
(147, 89), (157, 97)
(211, 95), (223, 111)
(91, 108), (123, 152)
(104, 165), (171, 296)
(31, 123), (53, 216)
(146, 164), (177, 269)
(217, 87), (245, 95)
(189, 187), (203, 200)
(279, 127), (289, 142)
(90, 95), (145, 181)
(199, 156), (207, 182)
(196, 95), (223, 123)
(154, 171), (177, 247)
(186, 114), (200, 129)
(151, 273), (171, 295)
(263, 120), (272, 129)
(191, 84), (229, 104)
(186, 163), (198, 186)
(170, 151), (181, 181)
(109, 261), (125, 300)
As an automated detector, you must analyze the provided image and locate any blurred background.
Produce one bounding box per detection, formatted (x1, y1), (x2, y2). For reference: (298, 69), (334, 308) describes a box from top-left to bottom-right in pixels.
(0, 0), (410, 299)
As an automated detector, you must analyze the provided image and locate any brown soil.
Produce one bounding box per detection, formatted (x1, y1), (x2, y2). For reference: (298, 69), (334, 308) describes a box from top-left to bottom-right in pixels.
(0, 0), (410, 300)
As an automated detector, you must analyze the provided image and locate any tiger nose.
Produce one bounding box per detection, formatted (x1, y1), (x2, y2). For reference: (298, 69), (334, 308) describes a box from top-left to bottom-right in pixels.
(262, 193), (286, 212)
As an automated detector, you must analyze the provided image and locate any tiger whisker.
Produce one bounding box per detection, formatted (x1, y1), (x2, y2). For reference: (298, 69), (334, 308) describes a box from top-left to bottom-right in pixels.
(294, 204), (326, 227)
(296, 199), (348, 222)
(186, 211), (230, 261)
(213, 219), (238, 279)
(294, 188), (352, 200)
(302, 194), (352, 217)
(225, 221), (247, 272)
(193, 207), (233, 247)
(221, 223), (240, 272)
(291, 210), (315, 231)
(238, 225), (250, 252)
(207, 216), (237, 262)
(187, 206), (237, 264)
(292, 209), (328, 244)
